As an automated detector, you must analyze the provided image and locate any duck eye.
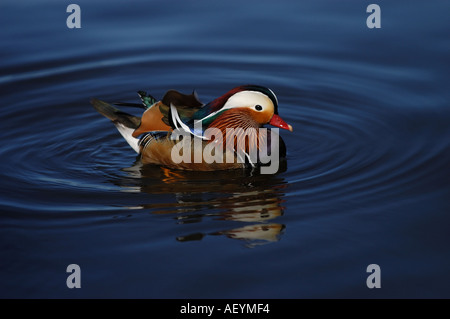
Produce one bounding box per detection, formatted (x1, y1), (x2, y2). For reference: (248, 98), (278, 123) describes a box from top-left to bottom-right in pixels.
(255, 105), (263, 111)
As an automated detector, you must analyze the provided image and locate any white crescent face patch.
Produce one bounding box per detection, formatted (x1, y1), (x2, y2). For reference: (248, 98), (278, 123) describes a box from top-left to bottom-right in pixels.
(223, 90), (275, 114)
(198, 90), (275, 124)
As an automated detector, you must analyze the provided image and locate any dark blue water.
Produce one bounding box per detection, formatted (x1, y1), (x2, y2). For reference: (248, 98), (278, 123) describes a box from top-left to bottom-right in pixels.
(1, 0), (449, 298)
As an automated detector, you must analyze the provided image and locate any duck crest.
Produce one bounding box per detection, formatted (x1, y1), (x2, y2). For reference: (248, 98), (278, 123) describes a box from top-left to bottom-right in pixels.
(193, 86), (244, 121)
(192, 85), (275, 121)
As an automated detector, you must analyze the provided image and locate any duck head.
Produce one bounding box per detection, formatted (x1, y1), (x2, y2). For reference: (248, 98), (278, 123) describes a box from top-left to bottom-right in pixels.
(195, 85), (293, 132)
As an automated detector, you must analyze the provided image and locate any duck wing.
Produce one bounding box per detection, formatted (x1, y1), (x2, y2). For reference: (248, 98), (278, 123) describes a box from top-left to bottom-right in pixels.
(158, 89), (204, 127)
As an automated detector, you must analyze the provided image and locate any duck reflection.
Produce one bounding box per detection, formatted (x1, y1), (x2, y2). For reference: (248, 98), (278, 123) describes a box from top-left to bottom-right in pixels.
(116, 159), (288, 246)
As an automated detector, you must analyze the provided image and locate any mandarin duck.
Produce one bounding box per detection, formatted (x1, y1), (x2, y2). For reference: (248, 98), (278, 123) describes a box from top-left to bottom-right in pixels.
(91, 85), (292, 172)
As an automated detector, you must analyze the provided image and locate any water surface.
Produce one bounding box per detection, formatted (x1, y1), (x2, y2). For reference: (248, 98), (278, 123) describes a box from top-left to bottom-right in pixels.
(1, 0), (449, 298)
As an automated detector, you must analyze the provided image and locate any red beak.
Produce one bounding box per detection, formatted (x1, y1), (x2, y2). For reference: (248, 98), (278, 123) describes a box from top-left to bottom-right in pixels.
(269, 114), (293, 132)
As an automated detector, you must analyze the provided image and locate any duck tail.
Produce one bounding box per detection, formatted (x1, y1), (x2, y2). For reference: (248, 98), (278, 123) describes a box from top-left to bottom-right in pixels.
(113, 91), (158, 109)
(91, 98), (141, 153)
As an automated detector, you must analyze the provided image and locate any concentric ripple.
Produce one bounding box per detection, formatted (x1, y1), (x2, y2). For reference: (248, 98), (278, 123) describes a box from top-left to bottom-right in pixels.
(1, 0), (450, 298)
(1, 46), (449, 211)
